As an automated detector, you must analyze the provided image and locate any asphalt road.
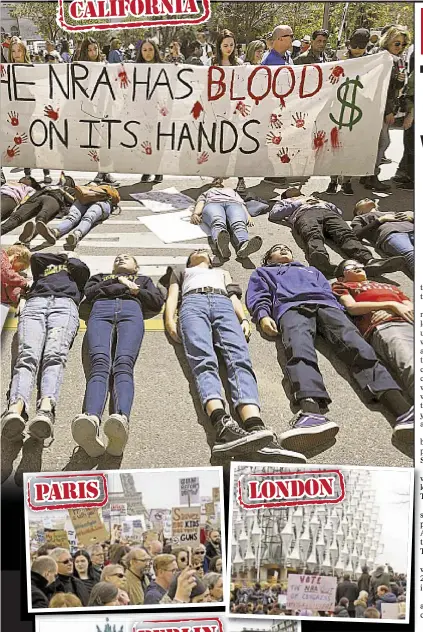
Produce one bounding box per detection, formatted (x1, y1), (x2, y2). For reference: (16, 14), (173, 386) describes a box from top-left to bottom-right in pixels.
(1, 129), (413, 486)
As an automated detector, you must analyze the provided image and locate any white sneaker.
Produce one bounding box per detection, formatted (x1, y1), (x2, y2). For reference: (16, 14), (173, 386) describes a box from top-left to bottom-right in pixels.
(71, 414), (105, 457)
(104, 414), (129, 456)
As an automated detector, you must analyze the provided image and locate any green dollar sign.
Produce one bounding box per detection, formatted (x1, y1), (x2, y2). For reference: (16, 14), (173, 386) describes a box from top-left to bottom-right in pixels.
(329, 75), (363, 131)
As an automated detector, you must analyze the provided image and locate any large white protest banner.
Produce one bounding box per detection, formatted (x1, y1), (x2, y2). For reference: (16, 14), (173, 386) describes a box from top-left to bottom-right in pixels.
(1, 55), (392, 176)
(286, 573), (337, 612)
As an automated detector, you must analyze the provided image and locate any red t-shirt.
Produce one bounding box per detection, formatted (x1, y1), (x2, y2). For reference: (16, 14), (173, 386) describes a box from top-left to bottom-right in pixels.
(332, 280), (409, 337)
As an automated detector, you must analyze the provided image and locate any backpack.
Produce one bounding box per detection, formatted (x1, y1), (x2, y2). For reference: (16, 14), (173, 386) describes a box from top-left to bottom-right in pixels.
(74, 184), (120, 207)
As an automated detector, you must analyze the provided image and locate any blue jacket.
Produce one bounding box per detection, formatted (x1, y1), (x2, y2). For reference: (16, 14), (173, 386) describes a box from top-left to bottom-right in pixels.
(269, 197), (342, 226)
(261, 49), (293, 66)
(376, 592), (397, 612)
(246, 262), (343, 324)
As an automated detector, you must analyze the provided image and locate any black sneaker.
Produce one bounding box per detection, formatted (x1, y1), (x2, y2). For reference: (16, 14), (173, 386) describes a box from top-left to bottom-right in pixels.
(1, 411), (26, 441)
(250, 437), (307, 463)
(263, 177), (287, 185)
(28, 410), (54, 441)
(153, 175), (163, 184)
(364, 256), (404, 276)
(0, 169), (5, 186)
(212, 415), (273, 456)
(325, 181), (338, 195)
(216, 230), (231, 259)
(141, 174), (151, 182)
(93, 172), (105, 183)
(309, 252), (337, 277)
(103, 173), (121, 187)
(36, 221), (58, 245)
(364, 176), (391, 192)
(236, 177), (247, 194)
(43, 176), (53, 185)
(341, 182), (354, 196)
(392, 406), (414, 444)
(19, 219), (36, 243)
(397, 181), (413, 190)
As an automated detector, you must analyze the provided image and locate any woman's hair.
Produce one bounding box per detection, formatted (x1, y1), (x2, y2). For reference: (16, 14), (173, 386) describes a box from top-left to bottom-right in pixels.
(6, 244), (31, 266)
(245, 40), (264, 64)
(108, 545), (131, 566)
(213, 29), (238, 66)
(136, 38), (162, 63)
(78, 37), (101, 62)
(110, 38), (121, 51)
(72, 549), (97, 580)
(358, 590), (369, 601)
(113, 254), (139, 273)
(49, 592), (82, 608)
(209, 555), (222, 572)
(88, 581), (118, 606)
(8, 40), (31, 63)
(379, 26), (410, 51)
(18, 175), (42, 190)
(203, 572), (221, 591)
(61, 40), (70, 53)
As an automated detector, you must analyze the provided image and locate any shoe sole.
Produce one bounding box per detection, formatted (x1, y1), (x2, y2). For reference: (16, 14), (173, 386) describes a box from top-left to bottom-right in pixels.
(19, 221), (36, 243)
(72, 416), (105, 457)
(217, 231), (231, 259)
(66, 235), (77, 247)
(1, 415), (25, 440)
(365, 257), (403, 275)
(28, 418), (52, 441)
(251, 447), (307, 463)
(279, 422), (339, 453)
(237, 236), (263, 259)
(393, 424), (414, 444)
(212, 429), (273, 456)
(35, 221), (56, 244)
(104, 416), (128, 456)
(325, 189), (337, 195)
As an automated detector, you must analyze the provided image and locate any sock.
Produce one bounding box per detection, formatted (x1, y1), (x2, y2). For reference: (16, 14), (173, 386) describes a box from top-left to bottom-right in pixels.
(299, 398), (320, 414)
(378, 390), (410, 417)
(243, 417), (265, 433)
(209, 408), (226, 427)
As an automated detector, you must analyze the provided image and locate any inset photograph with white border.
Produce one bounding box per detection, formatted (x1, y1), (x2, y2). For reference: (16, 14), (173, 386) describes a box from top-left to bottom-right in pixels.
(227, 463), (413, 623)
(35, 613), (301, 632)
(24, 467), (225, 613)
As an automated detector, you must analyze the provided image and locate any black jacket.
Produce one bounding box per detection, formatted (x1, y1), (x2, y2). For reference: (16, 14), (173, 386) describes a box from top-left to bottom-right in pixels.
(31, 571), (53, 609)
(336, 580), (359, 610)
(50, 573), (90, 606)
(83, 273), (164, 317)
(358, 571), (371, 593)
(206, 541), (221, 560)
(27, 253), (90, 306)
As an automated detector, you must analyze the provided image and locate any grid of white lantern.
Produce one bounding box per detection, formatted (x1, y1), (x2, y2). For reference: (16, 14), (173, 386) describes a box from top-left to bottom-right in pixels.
(231, 466), (385, 579)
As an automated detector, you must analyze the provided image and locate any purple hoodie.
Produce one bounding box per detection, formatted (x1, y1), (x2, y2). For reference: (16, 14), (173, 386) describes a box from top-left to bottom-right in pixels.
(246, 261), (343, 324)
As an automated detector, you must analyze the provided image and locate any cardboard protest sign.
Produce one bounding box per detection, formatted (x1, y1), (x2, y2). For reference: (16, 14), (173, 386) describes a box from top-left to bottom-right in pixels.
(1, 55), (392, 176)
(44, 529), (69, 548)
(68, 507), (109, 547)
(286, 573), (337, 612)
(212, 487), (220, 503)
(205, 502), (215, 516)
(172, 506), (201, 546)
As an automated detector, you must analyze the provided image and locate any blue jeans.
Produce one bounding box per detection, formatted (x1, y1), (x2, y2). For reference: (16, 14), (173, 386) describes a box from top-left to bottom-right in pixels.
(84, 299), (144, 418)
(9, 297), (79, 411)
(179, 294), (260, 409)
(56, 200), (112, 238)
(202, 202), (249, 249)
(382, 232), (414, 273)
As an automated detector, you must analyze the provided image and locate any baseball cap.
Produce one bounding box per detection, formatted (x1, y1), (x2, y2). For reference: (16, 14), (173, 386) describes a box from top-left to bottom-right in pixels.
(349, 28), (371, 49)
(292, 40), (301, 47)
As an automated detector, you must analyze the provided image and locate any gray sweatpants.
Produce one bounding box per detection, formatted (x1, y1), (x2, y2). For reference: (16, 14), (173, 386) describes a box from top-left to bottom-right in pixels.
(370, 321), (413, 400)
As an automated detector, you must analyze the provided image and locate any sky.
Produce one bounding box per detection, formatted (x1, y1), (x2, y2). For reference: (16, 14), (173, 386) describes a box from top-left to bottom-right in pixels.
(109, 468), (221, 509)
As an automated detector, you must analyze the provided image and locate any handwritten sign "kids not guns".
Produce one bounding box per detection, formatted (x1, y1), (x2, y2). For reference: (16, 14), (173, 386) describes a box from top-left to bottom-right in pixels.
(1, 53), (392, 176)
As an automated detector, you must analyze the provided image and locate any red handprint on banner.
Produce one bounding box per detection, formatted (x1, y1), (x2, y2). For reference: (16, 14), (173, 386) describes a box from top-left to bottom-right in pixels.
(141, 141), (152, 155)
(197, 151), (209, 165)
(13, 133), (28, 145)
(88, 150), (100, 162)
(329, 66), (345, 85)
(291, 112), (308, 129)
(235, 101), (251, 117)
(269, 112), (283, 130)
(277, 148), (291, 163)
(116, 65), (130, 88)
(266, 131), (282, 146)
(44, 105), (59, 121)
(313, 130), (327, 150)
(191, 101), (204, 120)
(5, 145), (20, 160)
(7, 111), (19, 127)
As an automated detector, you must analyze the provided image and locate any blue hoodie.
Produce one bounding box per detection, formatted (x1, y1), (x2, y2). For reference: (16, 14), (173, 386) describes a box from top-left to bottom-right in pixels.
(246, 261), (343, 324)
(376, 592), (397, 612)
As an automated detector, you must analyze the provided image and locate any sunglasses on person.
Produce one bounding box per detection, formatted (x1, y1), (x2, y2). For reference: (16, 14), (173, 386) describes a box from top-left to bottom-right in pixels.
(60, 558), (73, 564)
(111, 572), (125, 578)
(343, 263), (364, 272)
(194, 550), (206, 555)
(392, 41), (405, 47)
(134, 557), (151, 563)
